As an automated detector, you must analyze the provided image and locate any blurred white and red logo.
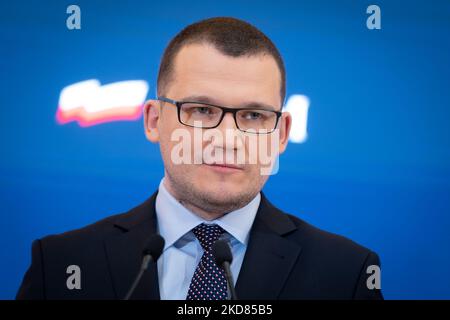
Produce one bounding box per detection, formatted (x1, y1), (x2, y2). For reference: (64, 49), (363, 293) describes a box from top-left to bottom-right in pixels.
(56, 79), (149, 127)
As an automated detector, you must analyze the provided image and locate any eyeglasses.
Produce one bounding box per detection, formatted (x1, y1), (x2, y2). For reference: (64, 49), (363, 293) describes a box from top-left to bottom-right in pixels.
(157, 96), (282, 134)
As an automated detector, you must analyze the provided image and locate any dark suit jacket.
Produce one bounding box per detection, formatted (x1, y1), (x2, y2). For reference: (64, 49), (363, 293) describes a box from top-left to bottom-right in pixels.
(16, 191), (383, 300)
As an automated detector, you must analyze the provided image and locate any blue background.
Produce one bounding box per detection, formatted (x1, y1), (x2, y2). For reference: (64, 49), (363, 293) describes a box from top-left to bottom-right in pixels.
(1, 0), (449, 299)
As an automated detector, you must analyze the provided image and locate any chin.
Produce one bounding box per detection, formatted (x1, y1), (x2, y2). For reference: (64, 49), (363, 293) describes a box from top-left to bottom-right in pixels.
(200, 179), (240, 192)
(205, 187), (248, 205)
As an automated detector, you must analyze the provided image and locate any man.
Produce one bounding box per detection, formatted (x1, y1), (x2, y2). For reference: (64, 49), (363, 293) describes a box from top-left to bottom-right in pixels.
(17, 17), (383, 300)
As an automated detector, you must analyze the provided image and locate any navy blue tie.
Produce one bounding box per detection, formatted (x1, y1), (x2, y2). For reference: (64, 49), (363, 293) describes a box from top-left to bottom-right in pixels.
(186, 223), (228, 300)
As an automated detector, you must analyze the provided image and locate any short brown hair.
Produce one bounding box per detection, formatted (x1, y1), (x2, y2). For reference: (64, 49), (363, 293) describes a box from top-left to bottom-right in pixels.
(157, 17), (286, 106)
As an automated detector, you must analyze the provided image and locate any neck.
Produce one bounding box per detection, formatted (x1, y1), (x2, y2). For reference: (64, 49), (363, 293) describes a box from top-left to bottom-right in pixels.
(162, 178), (226, 221)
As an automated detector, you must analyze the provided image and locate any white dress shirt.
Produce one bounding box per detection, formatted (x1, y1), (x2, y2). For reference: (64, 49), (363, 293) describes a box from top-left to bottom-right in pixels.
(155, 178), (261, 300)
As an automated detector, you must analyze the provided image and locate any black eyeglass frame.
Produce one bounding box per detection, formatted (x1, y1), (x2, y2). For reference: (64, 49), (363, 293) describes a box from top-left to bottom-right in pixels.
(157, 96), (283, 134)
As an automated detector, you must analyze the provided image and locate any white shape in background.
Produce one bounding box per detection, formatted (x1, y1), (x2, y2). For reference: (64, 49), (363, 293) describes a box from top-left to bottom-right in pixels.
(283, 94), (310, 143)
(59, 79), (149, 113)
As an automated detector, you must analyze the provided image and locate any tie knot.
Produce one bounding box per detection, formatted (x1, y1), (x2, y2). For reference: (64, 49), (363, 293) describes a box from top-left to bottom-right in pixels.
(192, 223), (224, 251)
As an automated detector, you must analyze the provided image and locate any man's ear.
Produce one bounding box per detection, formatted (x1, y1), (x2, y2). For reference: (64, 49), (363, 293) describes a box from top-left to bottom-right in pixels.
(143, 100), (161, 143)
(278, 111), (292, 154)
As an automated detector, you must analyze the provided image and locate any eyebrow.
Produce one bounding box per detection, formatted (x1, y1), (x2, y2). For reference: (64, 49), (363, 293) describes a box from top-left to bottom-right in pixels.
(179, 95), (280, 111)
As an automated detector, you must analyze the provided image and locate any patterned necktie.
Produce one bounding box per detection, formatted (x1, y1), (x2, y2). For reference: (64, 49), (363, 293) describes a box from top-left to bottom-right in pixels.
(186, 223), (228, 300)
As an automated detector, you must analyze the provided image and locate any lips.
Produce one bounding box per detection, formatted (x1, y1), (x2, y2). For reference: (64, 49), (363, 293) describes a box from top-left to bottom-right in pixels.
(203, 162), (244, 170)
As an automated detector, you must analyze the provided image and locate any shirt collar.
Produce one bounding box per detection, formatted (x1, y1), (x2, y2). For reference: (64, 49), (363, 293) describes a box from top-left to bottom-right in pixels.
(155, 178), (260, 250)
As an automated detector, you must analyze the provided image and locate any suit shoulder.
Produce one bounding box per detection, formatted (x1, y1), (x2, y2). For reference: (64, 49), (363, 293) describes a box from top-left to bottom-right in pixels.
(283, 212), (375, 258)
(273, 210), (382, 299)
(40, 211), (125, 245)
(39, 194), (155, 247)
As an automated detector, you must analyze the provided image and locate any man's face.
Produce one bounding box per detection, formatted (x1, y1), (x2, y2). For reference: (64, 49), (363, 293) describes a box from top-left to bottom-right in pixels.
(144, 43), (291, 215)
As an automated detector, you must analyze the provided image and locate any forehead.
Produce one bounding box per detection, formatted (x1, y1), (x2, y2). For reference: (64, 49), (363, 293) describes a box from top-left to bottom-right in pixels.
(168, 43), (282, 108)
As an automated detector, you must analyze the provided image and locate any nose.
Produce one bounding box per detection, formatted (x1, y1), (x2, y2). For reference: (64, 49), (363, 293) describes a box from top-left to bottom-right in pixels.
(218, 111), (237, 131)
(210, 111), (244, 152)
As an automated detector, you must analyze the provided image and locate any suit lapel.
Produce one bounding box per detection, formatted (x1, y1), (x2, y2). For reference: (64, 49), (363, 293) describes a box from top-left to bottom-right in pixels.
(235, 193), (302, 299)
(104, 192), (160, 300)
